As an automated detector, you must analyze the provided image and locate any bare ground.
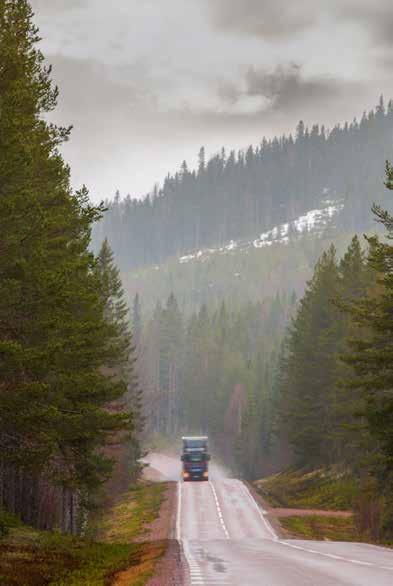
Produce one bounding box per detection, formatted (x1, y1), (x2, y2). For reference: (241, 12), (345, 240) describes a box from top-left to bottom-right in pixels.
(272, 507), (352, 518)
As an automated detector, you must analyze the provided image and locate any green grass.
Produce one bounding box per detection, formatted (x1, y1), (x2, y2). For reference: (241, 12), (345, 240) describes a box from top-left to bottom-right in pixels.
(255, 468), (358, 510)
(96, 482), (166, 543)
(0, 483), (168, 586)
(280, 515), (358, 541)
(0, 528), (134, 586)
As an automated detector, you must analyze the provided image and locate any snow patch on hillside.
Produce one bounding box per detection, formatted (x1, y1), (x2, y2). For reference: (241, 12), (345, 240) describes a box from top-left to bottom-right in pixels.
(178, 200), (344, 264)
(253, 203), (343, 249)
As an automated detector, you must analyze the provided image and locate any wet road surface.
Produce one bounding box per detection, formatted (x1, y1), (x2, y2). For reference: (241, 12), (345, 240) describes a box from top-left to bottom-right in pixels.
(177, 478), (393, 586)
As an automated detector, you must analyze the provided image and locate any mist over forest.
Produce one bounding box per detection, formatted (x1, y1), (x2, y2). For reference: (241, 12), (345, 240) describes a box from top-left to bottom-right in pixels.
(94, 97), (393, 271)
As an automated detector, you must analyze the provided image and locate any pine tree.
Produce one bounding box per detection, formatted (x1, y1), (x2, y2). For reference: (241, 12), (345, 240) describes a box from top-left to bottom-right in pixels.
(0, 1), (134, 531)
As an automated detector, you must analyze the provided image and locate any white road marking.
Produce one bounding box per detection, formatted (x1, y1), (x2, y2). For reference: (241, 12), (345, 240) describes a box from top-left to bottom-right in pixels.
(177, 482), (206, 584)
(209, 481), (230, 539)
(277, 537), (393, 570)
(179, 476), (393, 584)
(241, 481), (278, 540)
(242, 479), (393, 572)
(183, 537), (205, 585)
(176, 480), (182, 540)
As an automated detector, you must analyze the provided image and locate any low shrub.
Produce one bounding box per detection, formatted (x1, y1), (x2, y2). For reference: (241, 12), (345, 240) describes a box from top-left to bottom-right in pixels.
(0, 509), (20, 538)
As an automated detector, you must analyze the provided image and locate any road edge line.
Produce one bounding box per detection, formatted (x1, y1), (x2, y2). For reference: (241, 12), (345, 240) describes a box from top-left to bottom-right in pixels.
(177, 481), (207, 584)
(176, 480), (182, 540)
(241, 481), (393, 570)
(241, 481), (278, 541)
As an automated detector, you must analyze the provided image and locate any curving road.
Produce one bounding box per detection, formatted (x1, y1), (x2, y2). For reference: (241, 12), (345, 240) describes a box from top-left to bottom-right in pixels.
(177, 477), (393, 586)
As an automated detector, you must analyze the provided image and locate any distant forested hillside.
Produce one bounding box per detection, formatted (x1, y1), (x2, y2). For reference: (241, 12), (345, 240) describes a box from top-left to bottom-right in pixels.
(94, 97), (393, 270)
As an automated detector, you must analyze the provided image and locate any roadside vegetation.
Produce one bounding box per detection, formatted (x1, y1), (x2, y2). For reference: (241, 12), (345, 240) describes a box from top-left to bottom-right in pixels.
(255, 468), (357, 511)
(0, 483), (168, 586)
(280, 515), (357, 542)
(96, 483), (166, 543)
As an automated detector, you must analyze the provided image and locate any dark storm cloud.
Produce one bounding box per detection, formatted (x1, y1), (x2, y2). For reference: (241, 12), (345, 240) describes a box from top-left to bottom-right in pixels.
(245, 64), (342, 112)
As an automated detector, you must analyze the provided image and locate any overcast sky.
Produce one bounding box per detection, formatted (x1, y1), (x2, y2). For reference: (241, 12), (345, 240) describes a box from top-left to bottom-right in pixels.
(31, 0), (393, 202)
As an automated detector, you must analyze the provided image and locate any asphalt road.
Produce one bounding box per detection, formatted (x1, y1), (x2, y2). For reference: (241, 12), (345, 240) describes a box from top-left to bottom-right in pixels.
(177, 477), (393, 586)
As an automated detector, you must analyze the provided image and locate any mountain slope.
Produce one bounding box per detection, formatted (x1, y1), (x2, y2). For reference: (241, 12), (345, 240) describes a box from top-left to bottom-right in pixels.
(122, 202), (356, 315)
(93, 98), (393, 271)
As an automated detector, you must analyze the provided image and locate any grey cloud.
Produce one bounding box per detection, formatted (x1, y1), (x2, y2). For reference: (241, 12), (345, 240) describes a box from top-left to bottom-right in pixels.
(49, 55), (156, 115)
(32, 0), (83, 13)
(336, 1), (393, 47)
(208, 0), (393, 49)
(206, 0), (318, 40)
(216, 63), (365, 123)
(29, 0), (393, 201)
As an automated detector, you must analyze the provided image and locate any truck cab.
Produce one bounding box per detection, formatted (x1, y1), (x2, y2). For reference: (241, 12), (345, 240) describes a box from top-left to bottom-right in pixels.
(181, 436), (210, 481)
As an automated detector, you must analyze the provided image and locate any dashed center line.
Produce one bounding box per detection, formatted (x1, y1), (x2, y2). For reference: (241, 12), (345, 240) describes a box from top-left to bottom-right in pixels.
(178, 477), (393, 584)
(209, 481), (230, 539)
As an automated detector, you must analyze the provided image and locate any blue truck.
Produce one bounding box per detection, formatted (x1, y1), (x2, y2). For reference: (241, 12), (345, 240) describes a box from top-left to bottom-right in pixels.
(181, 436), (210, 481)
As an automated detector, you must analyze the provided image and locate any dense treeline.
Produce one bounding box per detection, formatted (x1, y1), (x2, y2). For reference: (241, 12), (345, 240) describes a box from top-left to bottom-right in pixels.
(275, 237), (372, 467)
(0, 1), (140, 534)
(275, 165), (393, 536)
(94, 97), (393, 270)
(139, 291), (296, 476)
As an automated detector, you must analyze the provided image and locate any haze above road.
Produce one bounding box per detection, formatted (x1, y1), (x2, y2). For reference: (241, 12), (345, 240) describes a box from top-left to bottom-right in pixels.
(148, 452), (393, 585)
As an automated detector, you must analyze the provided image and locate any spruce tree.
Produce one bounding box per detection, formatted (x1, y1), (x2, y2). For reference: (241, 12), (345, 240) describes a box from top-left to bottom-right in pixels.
(133, 293), (142, 350)
(96, 238), (143, 481)
(333, 236), (372, 463)
(96, 238), (131, 368)
(342, 163), (393, 533)
(278, 246), (341, 466)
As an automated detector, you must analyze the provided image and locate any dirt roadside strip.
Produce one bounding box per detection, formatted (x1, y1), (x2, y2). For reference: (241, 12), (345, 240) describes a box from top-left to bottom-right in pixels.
(112, 479), (186, 586)
(144, 481), (186, 586)
(272, 507), (352, 518)
(244, 480), (353, 539)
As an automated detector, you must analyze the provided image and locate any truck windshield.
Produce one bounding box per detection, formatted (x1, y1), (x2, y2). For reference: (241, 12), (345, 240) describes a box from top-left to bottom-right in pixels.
(183, 439), (207, 450)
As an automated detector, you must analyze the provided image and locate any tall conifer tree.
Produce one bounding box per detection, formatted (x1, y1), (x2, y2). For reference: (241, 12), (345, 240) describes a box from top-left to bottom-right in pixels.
(342, 163), (393, 534)
(0, 1), (134, 529)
